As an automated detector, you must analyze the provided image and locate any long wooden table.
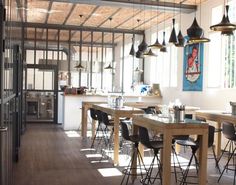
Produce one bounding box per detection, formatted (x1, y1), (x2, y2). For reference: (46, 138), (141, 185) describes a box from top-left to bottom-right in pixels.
(132, 114), (209, 185)
(195, 110), (236, 157)
(91, 104), (144, 165)
(81, 101), (159, 138)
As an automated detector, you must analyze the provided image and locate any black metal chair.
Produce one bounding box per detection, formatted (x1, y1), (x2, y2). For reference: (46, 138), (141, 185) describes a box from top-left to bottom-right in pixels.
(176, 125), (216, 185)
(90, 108), (99, 148)
(120, 121), (146, 185)
(218, 121), (236, 185)
(139, 126), (163, 185)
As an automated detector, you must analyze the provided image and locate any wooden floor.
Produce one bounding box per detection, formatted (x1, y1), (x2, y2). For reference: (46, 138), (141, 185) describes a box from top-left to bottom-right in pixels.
(13, 124), (236, 185)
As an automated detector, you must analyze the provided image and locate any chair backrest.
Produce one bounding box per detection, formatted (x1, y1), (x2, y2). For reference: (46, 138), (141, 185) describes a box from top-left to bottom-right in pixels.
(96, 110), (103, 123)
(144, 106), (156, 114)
(90, 108), (98, 120)
(120, 121), (131, 141)
(139, 126), (152, 148)
(222, 122), (236, 141)
(196, 116), (206, 122)
(196, 125), (215, 148)
(101, 111), (110, 126)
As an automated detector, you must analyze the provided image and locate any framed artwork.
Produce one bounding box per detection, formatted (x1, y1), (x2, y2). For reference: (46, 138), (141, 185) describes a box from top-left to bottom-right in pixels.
(183, 42), (204, 91)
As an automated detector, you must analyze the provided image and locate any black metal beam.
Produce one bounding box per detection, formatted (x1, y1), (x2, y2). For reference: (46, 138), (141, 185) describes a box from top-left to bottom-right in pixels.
(39, 0), (196, 14)
(8, 21), (144, 34)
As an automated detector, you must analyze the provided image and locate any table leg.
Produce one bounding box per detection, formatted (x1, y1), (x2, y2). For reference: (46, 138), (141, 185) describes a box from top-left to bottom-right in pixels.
(92, 119), (96, 138)
(81, 105), (88, 138)
(215, 121), (222, 158)
(113, 115), (120, 166)
(198, 130), (208, 185)
(162, 132), (172, 185)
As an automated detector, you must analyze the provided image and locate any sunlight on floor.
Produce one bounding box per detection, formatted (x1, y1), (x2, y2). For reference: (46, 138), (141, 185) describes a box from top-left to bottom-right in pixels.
(98, 168), (123, 177)
(64, 131), (80, 138)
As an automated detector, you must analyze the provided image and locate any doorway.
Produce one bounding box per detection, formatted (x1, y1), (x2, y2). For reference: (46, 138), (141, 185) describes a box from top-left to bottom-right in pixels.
(26, 64), (58, 123)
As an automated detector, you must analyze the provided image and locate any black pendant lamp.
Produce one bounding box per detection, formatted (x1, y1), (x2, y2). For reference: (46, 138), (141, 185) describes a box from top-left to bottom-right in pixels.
(138, 34), (148, 53)
(149, 35), (163, 49)
(74, 62), (84, 69)
(143, 48), (157, 57)
(104, 64), (113, 70)
(160, 31), (167, 52)
(136, 50), (144, 58)
(129, 37), (135, 56)
(175, 30), (186, 47)
(169, 19), (178, 44)
(210, 5), (236, 35)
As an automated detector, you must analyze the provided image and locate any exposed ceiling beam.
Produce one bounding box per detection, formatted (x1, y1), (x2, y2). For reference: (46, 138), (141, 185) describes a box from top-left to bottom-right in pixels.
(63, 4), (76, 25)
(40, 0), (196, 14)
(8, 21), (144, 34)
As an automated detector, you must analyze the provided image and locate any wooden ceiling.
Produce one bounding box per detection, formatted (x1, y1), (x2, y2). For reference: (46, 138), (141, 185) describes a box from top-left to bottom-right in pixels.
(12, 0), (207, 45)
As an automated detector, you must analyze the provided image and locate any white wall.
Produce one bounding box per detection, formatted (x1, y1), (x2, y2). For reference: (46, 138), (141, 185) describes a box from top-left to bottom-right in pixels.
(144, 0), (236, 110)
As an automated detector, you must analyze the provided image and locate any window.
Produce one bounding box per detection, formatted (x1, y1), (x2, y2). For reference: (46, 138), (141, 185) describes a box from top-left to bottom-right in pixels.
(150, 27), (178, 87)
(208, 1), (236, 88)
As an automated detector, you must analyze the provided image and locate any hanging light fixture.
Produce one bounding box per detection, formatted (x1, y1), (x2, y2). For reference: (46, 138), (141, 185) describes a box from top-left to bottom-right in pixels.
(175, 2), (186, 47)
(143, 4), (157, 57)
(210, 2), (236, 35)
(129, 36), (136, 56)
(134, 67), (143, 73)
(74, 14), (85, 70)
(135, 19), (144, 58)
(169, 0), (178, 44)
(160, 0), (167, 52)
(137, 9), (148, 54)
(187, 0), (210, 44)
(104, 17), (114, 70)
(149, 3), (162, 50)
(169, 18), (178, 44)
(160, 31), (167, 52)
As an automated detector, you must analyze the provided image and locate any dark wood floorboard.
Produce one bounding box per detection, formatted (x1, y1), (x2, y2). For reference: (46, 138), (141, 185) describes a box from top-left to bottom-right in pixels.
(13, 124), (236, 185)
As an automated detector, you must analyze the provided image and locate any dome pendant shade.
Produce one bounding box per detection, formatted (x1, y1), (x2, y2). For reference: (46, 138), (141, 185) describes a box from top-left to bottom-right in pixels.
(160, 31), (167, 53)
(175, 30), (186, 47)
(169, 19), (178, 44)
(143, 49), (157, 57)
(138, 34), (148, 53)
(149, 36), (163, 49)
(210, 5), (236, 34)
(104, 63), (113, 69)
(129, 43), (135, 56)
(187, 17), (203, 39)
(136, 50), (144, 58)
(74, 62), (84, 69)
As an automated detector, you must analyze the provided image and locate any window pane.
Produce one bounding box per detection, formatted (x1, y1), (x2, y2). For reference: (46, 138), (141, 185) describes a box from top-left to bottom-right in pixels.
(208, 32), (222, 87)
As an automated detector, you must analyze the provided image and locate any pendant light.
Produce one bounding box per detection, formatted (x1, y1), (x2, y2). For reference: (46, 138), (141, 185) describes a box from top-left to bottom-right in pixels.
(169, 0), (178, 44)
(74, 62), (84, 69)
(134, 67), (143, 73)
(149, 3), (163, 50)
(169, 18), (178, 44)
(129, 37), (135, 56)
(135, 19), (144, 58)
(129, 0), (136, 56)
(210, 2), (236, 36)
(74, 14), (84, 70)
(143, 5), (157, 57)
(187, 0), (210, 44)
(175, 2), (186, 47)
(160, 0), (167, 52)
(104, 17), (114, 70)
(160, 31), (167, 52)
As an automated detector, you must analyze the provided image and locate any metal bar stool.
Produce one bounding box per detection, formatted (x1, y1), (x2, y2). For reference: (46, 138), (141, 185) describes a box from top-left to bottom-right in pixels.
(218, 121), (236, 185)
(120, 121), (147, 185)
(139, 126), (163, 185)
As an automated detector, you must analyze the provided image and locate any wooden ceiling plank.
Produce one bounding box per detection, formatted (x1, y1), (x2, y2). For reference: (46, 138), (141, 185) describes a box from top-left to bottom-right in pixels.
(114, 9), (142, 29)
(97, 7), (121, 27)
(15, 0), (24, 22)
(81, 6), (99, 26)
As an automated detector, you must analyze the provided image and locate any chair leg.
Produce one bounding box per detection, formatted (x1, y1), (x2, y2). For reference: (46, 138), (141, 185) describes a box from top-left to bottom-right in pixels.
(179, 153), (195, 185)
(212, 146), (221, 173)
(218, 147), (236, 183)
(90, 122), (101, 148)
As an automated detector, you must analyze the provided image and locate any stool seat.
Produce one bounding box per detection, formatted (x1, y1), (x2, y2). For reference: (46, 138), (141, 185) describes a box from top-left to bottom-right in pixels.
(176, 139), (197, 147)
(129, 135), (140, 143)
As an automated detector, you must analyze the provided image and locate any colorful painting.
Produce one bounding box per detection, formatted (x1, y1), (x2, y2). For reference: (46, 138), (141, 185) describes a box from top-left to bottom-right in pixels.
(183, 43), (204, 91)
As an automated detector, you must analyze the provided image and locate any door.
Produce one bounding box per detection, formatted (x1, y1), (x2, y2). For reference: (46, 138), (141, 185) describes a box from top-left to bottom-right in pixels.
(26, 64), (58, 123)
